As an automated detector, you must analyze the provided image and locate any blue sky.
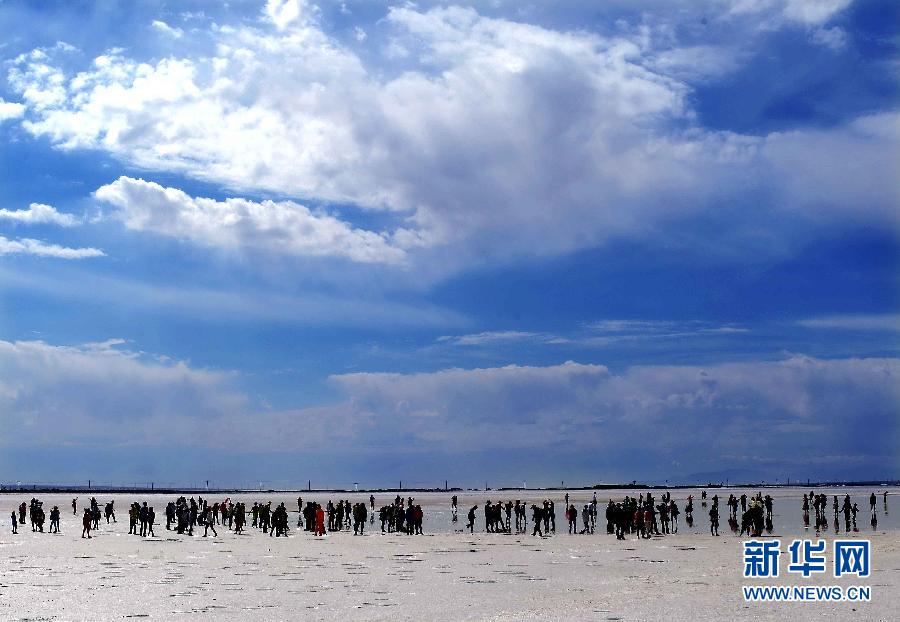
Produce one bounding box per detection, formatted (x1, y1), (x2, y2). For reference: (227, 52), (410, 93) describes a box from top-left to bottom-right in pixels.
(0, 0), (897, 488)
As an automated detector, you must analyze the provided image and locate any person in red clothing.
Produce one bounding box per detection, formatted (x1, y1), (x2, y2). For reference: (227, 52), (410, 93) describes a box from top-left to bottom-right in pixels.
(315, 504), (326, 536)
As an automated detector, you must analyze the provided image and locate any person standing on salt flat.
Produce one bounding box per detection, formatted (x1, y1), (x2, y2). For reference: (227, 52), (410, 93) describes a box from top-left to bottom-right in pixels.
(566, 504), (576, 534)
(315, 504), (326, 536)
(81, 508), (92, 539)
(10, 511), (17, 534)
(466, 505), (477, 534)
(531, 504), (544, 537)
(709, 502), (719, 536)
(49, 506), (61, 533)
(202, 505), (217, 537)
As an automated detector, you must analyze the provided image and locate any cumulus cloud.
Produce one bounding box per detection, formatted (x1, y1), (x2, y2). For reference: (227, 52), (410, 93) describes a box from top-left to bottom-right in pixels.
(5, 5), (897, 272)
(0, 339), (246, 447)
(330, 356), (900, 478)
(93, 176), (406, 264)
(0, 202), (79, 227)
(0, 235), (104, 259)
(265, 0), (312, 30)
(0, 97), (25, 121)
(1, 338), (895, 480)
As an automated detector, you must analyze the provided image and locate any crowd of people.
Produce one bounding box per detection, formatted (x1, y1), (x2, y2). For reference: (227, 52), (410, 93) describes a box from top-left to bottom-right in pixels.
(7, 489), (890, 542)
(604, 491), (687, 539)
(801, 491), (885, 533)
(374, 496), (424, 535)
(10, 499), (62, 535)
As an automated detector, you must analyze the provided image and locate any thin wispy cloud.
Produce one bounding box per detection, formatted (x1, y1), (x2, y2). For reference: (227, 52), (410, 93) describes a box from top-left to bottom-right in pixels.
(0, 263), (465, 328)
(438, 331), (540, 346)
(0, 235), (104, 259)
(798, 313), (900, 331)
(438, 321), (750, 349)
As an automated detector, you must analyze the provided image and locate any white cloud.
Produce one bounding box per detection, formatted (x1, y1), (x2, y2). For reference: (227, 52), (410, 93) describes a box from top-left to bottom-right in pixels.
(1, 337), (895, 478)
(329, 355), (899, 476)
(761, 112), (900, 223)
(586, 319), (748, 337)
(782, 0), (853, 25)
(438, 330), (540, 346)
(589, 319), (676, 333)
(0, 202), (79, 227)
(0, 262), (466, 328)
(0, 338), (246, 447)
(6, 5), (897, 273)
(151, 19), (184, 38)
(729, 0), (853, 25)
(93, 176), (406, 264)
(0, 235), (104, 259)
(810, 25), (847, 49)
(798, 313), (900, 331)
(436, 321), (752, 349)
(0, 97), (25, 121)
(647, 45), (743, 82)
(265, 0), (313, 31)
